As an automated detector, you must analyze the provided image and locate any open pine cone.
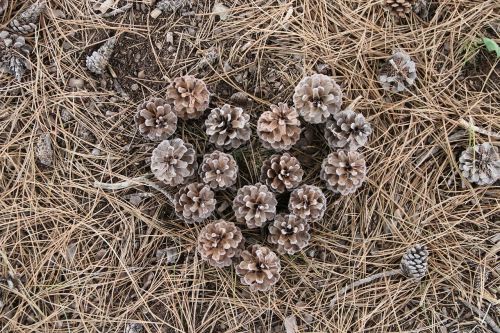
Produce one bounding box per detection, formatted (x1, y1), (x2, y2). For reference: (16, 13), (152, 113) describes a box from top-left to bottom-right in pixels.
(9, 1), (46, 34)
(400, 244), (429, 279)
(321, 150), (366, 195)
(151, 138), (197, 186)
(383, 0), (417, 18)
(166, 75), (209, 120)
(199, 150), (238, 190)
(267, 214), (310, 255)
(459, 143), (499, 186)
(236, 245), (281, 292)
(0, 31), (32, 81)
(197, 220), (244, 267)
(135, 97), (177, 141)
(257, 103), (302, 151)
(205, 104), (251, 150)
(324, 108), (372, 151)
(289, 185), (326, 221)
(233, 183), (277, 229)
(260, 153), (304, 193)
(293, 74), (343, 124)
(174, 182), (216, 223)
(379, 51), (417, 92)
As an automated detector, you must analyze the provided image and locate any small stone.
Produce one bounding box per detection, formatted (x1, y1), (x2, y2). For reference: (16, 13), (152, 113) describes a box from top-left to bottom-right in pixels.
(137, 70), (146, 79)
(68, 78), (85, 89)
(131, 83), (139, 91)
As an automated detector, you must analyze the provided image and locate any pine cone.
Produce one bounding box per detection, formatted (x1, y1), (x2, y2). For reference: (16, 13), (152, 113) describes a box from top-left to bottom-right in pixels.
(199, 150), (238, 190)
(9, 1), (46, 34)
(384, 0), (417, 18)
(257, 103), (302, 151)
(324, 108), (372, 151)
(151, 138), (197, 186)
(321, 150), (366, 195)
(0, 31), (32, 81)
(289, 185), (326, 221)
(135, 97), (177, 141)
(233, 183), (277, 229)
(86, 37), (116, 75)
(174, 182), (216, 223)
(400, 244), (429, 279)
(0, 0), (8, 16)
(260, 153), (304, 193)
(459, 143), (499, 186)
(293, 74), (343, 124)
(205, 104), (251, 150)
(379, 51), (417, 92)
(236, 245), (281, 292)
(197, 220), (244, 268)
(166, 75), (209, 120)
(267, 214), (310, 255)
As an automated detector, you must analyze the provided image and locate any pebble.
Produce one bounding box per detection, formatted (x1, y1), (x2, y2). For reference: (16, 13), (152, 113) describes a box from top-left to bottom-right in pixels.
(131, 83), (139, 91)
(137, 70), (146, 79)
(68, 78), (85, 89)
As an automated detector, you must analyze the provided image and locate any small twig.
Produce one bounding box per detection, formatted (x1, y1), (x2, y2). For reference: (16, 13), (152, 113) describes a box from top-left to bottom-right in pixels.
(330, 269), (401, 307)
(101, 3), (132, 17)
(458, 118), (500, 139)
(460, 298), (500, 333)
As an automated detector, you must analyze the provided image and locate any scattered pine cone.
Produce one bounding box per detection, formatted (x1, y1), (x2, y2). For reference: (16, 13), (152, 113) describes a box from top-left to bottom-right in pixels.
(459, 143), (499, 186)
(400, 244), (429, 279)
(199, 150), (238, 190)
(0, 31), (32, 81)
(9, 1), (46, 34)
(260, 153), (304, 193)
(151, 138), (197, 186)
(289, 185), (326, 221)
(267, 214), (310, 255)
(383, 0), (416, 18)
(324, 108), (372, 151)
(236, 245), (281, 292)
(197, 220), (244, 267)
(379, 51), (417, 92)
(86, 37), (116, 75)
(205, 104), (251, 150)
(233, 183), (277, 229)
(293, 74), (343, 124)
(135, 97), (177, 141)
(174, 182), (216, 223)
(166, 75), (209, 120)
(321, 150), (366, 195)
(257, 103), (302, 151)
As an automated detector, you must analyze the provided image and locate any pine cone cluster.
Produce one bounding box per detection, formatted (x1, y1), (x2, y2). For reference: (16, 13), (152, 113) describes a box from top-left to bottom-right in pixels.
(400, 244), (429, 279)
(233, 183), (277, 229)
(293, 74), (343, 124)
(151, 138), (197, 186)
(9, 1), (46, 34)
(135, 97), (178, 141)
(379, 51), (417, 92)
(324, 108), (372, 151)
(199, 150), (238, 190)
(257, 103), (302, 151)
(205, 104), (251, 150)
(174, 182), (216, 223)
(197, 220), (244, 267)
(321, 150), (366, 195)
(289, 185), (326, 221)
(260, 153), (304, 193)
(236, 245), (281, 292)
(267, 214), (310, 255)
(459, 143), (499, 186)
(0, 31), (32, 81)
(166, 75), (210, 120)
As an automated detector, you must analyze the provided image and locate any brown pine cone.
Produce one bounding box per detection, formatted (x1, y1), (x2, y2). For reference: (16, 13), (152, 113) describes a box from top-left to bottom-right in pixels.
(135, 97), (177, 141)
(166, 75), (209, 120)
(9, 1), (46, 34)
(293, 74), (343, 124)
(233, 183), (277, 229)
(197, 220), (244, 268)
(174, 182), (216, 223)
(0, 31), (32, 81)
(459, 143), (499, 186)
(400, 244), (429, 279)
(151, 138), (197, 186)
(257, 103), (302, 151)
(267, 214), (310, 255)
(384, 0), (417, 18)
(260, 153), (304, 193)
(324, 108), (372, 151)
(236, 245), (281, 292)
(321, 150), (366, 195)
(205, 104), (251, 150)
(199, 150), (238, 190)
(289, 185), (326, 221)
(379, 51), (417, 92)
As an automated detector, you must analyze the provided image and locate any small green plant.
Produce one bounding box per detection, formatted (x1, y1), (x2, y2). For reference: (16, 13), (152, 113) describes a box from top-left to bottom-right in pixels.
(481, 37), (500, 58)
